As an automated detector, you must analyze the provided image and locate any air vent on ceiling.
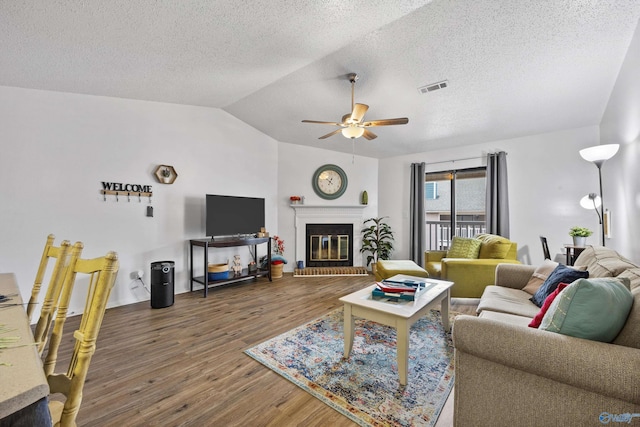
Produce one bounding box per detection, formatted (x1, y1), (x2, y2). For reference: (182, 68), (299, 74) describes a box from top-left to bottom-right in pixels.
(418, 80), (448, 94)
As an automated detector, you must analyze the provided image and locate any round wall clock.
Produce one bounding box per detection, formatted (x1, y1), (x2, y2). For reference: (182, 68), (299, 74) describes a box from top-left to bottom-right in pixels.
(312, 164), (348, 200)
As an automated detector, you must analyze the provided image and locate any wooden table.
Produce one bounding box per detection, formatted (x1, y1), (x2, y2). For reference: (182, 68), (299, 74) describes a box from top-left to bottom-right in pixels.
(564, 244), (586, 266)
(0, 273), (51, 425)
(339, 274), (454, 386)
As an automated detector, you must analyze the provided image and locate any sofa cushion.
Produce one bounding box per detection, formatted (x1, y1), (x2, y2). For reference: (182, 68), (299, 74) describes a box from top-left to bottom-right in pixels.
(530, 264), (589, 307)
(612, 286), (640, 349)
(522, 260), (559, 295)
(617, 267), (640, 290)
(447, 236), (481, 259)
(528, 283), (568, 328)
(540, 278), (634, 343)
(574, 246), (637, 277)
(479, 310), (532, 327)
(477, 286), (541, 318)
(476, 234), (512, 259)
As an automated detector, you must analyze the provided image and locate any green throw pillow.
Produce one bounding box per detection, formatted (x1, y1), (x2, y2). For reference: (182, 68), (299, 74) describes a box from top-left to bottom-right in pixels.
(539, 278), (633, 342)
(447, 237), (481, 259)
(477, 234), (512, 259)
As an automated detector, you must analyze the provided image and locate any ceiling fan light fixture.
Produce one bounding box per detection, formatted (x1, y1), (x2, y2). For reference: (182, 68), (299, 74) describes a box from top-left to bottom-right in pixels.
(342, 125), (364, 139)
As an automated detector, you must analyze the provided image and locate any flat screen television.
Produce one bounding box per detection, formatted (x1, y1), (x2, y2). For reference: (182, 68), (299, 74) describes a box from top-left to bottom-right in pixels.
(205, 194), (265, 238)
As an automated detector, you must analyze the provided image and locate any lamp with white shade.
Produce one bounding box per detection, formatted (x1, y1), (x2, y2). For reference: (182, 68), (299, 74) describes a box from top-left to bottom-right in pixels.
(579, 144), (619, 246)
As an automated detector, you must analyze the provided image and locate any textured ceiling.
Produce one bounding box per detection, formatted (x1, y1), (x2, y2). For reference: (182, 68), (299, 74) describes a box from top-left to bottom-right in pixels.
(2, 0), (639, 158)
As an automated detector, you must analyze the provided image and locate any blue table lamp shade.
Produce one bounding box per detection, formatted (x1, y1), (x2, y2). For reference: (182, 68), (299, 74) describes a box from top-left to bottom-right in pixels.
(579, 144), (619, 246)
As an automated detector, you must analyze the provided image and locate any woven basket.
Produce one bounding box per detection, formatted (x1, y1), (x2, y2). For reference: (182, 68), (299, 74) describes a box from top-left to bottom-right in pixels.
(271, 263), (284, 279)
(208, 263), (228, 273)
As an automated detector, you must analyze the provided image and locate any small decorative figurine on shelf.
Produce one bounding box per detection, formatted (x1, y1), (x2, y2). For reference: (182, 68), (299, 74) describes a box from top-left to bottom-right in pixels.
(248, 261), (257, 273)
(232, 255), (242, 276)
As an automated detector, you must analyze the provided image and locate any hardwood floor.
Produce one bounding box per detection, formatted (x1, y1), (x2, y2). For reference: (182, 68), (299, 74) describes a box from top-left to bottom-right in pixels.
(53, 274), (477, 426)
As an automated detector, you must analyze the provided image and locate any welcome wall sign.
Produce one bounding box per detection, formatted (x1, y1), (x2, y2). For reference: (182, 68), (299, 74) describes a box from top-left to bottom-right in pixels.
(101, 181), (153, 202)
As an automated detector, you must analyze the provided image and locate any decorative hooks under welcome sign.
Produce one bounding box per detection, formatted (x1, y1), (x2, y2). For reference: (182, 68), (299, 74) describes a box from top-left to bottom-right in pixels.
(101, 182), (152, 203)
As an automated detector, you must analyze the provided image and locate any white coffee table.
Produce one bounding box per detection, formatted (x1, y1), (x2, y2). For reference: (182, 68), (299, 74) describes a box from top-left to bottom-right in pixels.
(339, 274), (454, 386)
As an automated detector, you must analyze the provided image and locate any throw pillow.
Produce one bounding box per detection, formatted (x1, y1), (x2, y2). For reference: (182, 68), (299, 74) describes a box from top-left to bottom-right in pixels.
(529, 264), (589, 307)
(522, 260), (559, 295)
(260, 254), (287, 268)
(528, 283), (568, 328)
(476, 234), (512, 259)
(539, 278), (634, 342)
(447, 237), (481, 259)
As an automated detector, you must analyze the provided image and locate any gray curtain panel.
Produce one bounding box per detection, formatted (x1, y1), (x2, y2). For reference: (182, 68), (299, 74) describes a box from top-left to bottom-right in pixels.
(485, 151), (510, 238)
(410, 162), (426, 265)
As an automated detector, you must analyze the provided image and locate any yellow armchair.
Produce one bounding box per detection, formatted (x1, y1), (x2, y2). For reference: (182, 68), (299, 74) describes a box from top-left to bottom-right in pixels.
(424, 234), (520, 298)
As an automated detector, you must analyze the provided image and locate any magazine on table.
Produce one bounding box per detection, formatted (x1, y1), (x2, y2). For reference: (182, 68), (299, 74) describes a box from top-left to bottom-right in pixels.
(372, 280), (435, 301)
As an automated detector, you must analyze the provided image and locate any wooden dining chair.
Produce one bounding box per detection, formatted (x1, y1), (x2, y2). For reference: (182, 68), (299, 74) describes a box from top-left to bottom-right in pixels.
(540, 236), (551, 260)
(27, 234), (72, 321)
(44, 250), (119, 427)
(32, 240), (78, 355)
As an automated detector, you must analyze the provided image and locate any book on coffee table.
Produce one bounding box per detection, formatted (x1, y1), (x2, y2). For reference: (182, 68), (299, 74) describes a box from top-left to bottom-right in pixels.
(372, 281), (434, 301)
(372, 288), (417, 301)
(376, 281), (418, 293)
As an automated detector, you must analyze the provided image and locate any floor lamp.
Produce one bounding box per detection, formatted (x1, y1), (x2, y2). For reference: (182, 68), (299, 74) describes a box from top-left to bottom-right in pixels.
(579, 144), (619, 246)
(579, 192), (602, 238)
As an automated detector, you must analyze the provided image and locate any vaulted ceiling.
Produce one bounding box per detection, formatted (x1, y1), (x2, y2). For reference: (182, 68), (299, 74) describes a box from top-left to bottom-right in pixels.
(2, 1), (639, 158)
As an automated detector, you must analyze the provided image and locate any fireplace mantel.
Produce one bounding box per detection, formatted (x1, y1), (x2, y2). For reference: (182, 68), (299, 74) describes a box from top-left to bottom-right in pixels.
(291, 204), (366, 267)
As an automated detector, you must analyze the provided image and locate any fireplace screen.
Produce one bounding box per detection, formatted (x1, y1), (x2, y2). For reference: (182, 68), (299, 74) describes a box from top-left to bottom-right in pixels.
(309, 234), (349, 261)
(305, 223), (353, 267)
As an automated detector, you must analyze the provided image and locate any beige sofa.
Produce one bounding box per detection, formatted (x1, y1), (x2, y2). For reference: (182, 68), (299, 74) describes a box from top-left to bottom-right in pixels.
(452, 246), (640, 426)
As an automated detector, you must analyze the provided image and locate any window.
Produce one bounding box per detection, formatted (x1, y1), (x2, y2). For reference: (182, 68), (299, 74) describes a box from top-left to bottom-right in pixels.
(425, 167), (486, 250)
(425, 182), (438, 200)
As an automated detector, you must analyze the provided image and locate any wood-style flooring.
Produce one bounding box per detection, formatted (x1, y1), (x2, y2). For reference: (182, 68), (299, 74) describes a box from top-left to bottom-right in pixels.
(53, 274), (478, 426)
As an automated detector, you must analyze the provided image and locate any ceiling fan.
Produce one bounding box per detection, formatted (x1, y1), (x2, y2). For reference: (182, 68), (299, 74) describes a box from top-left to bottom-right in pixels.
(302, 73), (409, 140)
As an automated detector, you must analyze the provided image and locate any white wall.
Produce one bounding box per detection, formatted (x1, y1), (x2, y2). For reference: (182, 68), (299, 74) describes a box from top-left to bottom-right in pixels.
(277, 142), (379, 270)
(0, 86), (278, 315)
(378, 125), (622, 266)
(600, 19), (640, 262)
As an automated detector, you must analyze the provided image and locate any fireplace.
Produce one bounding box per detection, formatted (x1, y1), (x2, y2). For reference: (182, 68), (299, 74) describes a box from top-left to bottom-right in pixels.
(306, 223), (353, 267)
(291, 204), (366, 268)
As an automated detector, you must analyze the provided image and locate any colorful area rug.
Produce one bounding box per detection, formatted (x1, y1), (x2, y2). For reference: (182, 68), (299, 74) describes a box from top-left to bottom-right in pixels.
(245, 309), (455, 427)
(293, 267), (369, 276)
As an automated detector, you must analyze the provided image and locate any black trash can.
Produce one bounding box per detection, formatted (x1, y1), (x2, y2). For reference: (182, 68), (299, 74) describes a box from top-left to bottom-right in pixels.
(151, 261), (174, 308)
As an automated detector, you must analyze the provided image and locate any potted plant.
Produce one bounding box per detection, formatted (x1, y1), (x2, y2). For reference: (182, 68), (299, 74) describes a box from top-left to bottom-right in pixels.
(360, 217), (394, 276)
(161, 167), (171, 180)
(569, 226), (592, 247)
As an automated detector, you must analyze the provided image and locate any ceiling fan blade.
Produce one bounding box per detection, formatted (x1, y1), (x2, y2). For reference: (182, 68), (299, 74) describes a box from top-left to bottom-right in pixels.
(362, 129), (377, 140)
(350, 103), (369, 123)
(302, 120), (343, 126)
(318, 129), (343, 139)
(363, 118), (409, 127)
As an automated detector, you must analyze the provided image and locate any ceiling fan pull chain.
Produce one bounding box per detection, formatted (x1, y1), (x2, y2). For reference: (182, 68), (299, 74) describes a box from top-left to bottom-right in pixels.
(352, 139), (355, 163)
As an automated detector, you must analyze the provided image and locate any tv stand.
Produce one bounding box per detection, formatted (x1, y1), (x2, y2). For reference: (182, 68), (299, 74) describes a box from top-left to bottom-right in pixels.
(211, 234), (257, 241)
(189, 237), (271, 297)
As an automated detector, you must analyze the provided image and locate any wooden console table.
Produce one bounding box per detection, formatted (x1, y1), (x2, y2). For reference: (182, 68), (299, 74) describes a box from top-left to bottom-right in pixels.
(189, 237), (271, 297)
